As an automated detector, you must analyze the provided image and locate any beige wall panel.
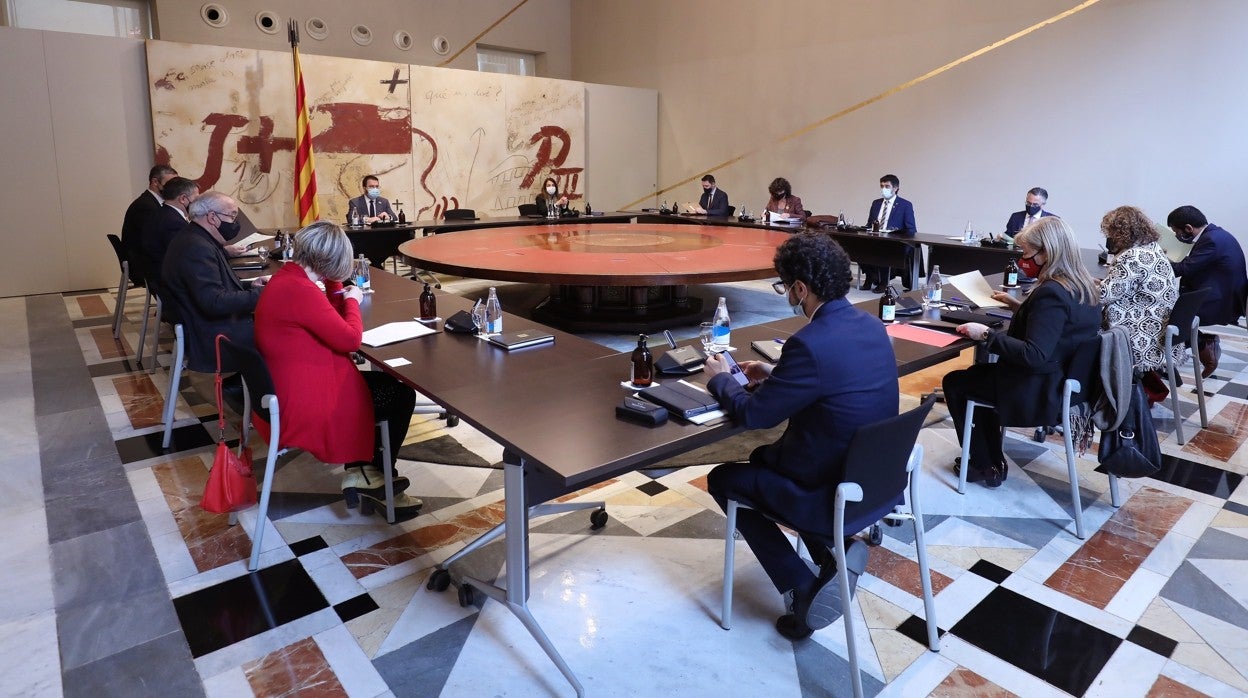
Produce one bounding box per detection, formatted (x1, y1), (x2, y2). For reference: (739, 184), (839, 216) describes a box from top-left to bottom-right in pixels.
(46, 32), (152, 293)
(572, 0), (1248, 250)
(0, 28), (68, 297)
(584, 84), (657, 212)
(151, 0), (571, 76)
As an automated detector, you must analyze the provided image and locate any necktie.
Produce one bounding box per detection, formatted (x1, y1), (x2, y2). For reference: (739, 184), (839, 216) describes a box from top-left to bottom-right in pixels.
(369, 200), (376, 218)
(880, 201), (891, 228)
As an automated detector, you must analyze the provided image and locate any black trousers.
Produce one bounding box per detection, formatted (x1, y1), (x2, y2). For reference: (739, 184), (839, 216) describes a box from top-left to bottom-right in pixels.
(941, 364), (1005, 473)
(353, 371), (417, 471)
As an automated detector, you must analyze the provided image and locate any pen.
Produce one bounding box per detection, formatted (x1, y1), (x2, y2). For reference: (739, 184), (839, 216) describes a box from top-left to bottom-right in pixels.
(773, 338), (785, 344)
(986, 310), (1012, 319)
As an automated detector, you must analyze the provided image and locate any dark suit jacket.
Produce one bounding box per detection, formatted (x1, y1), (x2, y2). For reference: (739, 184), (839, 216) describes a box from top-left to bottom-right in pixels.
(346, 195), (395, 222)
(161, 222), (261, 372)
(1171, 224), (1248, 327)
(535, 193), (570, 214)
(708, 298), (898, 495)
(1005, 209), (1057, 236)
(139, 204), (189, 286)
(120, 190), (162, 271)
(699, 188), (730, 217)
(866, 196), (917, 236)
(981, 279), (1101, 424)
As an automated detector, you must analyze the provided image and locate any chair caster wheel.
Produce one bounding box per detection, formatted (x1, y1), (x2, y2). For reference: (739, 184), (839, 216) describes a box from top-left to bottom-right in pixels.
(868, 523), (884, 546)
(446, 414), (459, 427)
(458, 583), (475, 607)
(590, 508), (608, 530)
(1032, 427), (1047, 443)
(427, 568), (451, 592)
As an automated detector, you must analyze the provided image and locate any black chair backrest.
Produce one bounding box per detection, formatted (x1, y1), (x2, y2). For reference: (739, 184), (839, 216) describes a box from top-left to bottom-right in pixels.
(444, 208), (477, 220)
(107, 234), (126, 272)
(839, 395), (935, 526)
(1167, 288), (1210, 344)
(108, 233), (145, 284)
(517, 203), (542, 216)
(726, 205), (737, 217)
(217, 335), (276, 423)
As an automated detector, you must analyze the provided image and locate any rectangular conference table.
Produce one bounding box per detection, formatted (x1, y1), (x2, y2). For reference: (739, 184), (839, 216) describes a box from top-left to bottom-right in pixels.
(353, 267), (973, 696)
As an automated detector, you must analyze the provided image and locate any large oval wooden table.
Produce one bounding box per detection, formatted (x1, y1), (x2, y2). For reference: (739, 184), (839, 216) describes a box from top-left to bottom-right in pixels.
(398, 222), (792, 332)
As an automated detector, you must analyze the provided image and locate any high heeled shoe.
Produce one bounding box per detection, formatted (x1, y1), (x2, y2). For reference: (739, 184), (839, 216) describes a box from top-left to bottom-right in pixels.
(358, 491), (422, 523)
(341, 465), (410, 508)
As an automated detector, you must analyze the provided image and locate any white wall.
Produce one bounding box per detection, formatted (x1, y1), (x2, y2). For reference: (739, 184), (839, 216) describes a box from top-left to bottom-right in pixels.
(0, 26), (152, 297)
(571, 0), (1248, 250)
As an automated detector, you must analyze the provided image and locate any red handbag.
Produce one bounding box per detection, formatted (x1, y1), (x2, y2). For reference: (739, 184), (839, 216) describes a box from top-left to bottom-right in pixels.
(201, 335), (258, 514)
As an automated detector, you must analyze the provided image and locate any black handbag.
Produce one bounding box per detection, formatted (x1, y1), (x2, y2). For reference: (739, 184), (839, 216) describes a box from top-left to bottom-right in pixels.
(1098, 380), (1162, 478)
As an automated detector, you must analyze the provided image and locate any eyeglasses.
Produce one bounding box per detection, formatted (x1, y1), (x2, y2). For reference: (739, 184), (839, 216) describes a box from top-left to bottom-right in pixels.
(772, 280), (789, 294)
(212, 210), (238, 222)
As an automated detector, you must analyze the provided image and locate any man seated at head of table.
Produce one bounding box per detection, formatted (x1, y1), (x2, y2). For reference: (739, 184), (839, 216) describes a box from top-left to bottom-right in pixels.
(137, 176), (198, 285)
(1004, 186), (1057, 238)
(347, 174), (395, 225)
(686, 173), (730, 216)
(702, 232), (898, 641)
(763, 177), (807, 225)
(121, 164), (177, 261)
(161, 191), (269, 373)
(859, 173), (918, 293)
(1166, 204), (1248, 377)
(255, 221), (422, 522)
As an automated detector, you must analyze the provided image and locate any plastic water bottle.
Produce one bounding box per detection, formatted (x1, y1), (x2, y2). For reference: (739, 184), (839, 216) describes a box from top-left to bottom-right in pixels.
(349, 206), (361, 228)
(281, 231), (294, 261)
(837, 210), (847, 229)
(354, 254), (371, 292)
(924, 265), (943, 309)
(711, 297), (731, 350)
(963, 221), (975, 244)
(484, 287), (503, 334)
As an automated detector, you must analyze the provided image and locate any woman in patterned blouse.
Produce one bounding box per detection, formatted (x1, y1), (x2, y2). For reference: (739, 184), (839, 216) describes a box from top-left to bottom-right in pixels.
(1099, 205), (1182, 400)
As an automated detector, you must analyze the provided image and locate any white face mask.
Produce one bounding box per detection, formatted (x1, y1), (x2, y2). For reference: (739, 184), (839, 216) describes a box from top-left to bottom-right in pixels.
(881, 187), (895, 199)
(546, 186), (557, 195)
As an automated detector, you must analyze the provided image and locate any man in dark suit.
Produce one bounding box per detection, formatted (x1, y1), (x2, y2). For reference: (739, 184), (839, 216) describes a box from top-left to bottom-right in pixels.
(703, 233), (898, 641)
(692, 174), (730, 216)
(346, 174), (395, 225)
(138, 177), (198, 285)
(1004, 187), (1057, 236)
(1168, 205), (1248, 376)
(161, 192), (268, 373)
(861, 174), (918, 292)
(121, 164), (178, 265)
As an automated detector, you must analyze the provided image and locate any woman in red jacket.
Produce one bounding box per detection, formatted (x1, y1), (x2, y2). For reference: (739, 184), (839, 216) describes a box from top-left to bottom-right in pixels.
(255, 221), (421, 522)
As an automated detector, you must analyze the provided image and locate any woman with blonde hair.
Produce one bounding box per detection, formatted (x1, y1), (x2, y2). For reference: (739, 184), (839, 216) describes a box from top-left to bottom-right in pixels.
(941, 217), (1101, 487)
(1099, 205), (1181, 402)
(254, 221), (422, 522)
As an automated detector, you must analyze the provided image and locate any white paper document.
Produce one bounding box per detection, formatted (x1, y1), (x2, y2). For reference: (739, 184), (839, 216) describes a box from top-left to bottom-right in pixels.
(237, 232), (275, 249)
(362, 321), (438, 347)
(945, 271), (1007, 308)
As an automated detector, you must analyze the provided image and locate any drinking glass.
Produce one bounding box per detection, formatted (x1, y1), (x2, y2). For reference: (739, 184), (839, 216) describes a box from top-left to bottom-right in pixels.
(256, 247), (270, 264)
(699, 322), (715, 354)
(470, 300), (486, 335)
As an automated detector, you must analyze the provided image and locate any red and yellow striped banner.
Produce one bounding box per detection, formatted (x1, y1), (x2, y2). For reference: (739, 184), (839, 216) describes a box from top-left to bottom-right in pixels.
(292, 37), (320, 226)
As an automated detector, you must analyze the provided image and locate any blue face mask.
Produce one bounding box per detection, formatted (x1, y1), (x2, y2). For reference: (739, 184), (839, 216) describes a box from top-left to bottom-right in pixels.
(367, 187), (381, 199)
(788, 284), (808, 317)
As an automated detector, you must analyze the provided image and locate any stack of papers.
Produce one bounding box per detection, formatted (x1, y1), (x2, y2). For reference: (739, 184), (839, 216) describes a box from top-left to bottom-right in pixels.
(945, 271), (1007, 308)
(236, 232), (274, 249)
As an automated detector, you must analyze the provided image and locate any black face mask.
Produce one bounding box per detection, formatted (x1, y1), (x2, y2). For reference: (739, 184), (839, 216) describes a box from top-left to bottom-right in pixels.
(1176, 230), (1196, 244)
(218, 219), (242, 241)
(770, 191), (784, 199)
(1025, 204), (1041, 216)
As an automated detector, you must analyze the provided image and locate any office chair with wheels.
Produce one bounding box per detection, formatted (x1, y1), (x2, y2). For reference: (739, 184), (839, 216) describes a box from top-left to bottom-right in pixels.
(958, 336), (1100, 539)
(720, 396), (939, 698)
(216, 336), (401, 571)
(1164, 288), (1210, 445)
(107, 234), (149, 339)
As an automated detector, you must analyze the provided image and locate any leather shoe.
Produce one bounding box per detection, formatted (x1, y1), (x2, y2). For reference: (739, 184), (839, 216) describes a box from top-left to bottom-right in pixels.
(858, 281), (875, 291)
(776, 540), (869, 641)
(1200, 335), (1220, 378)
(953, 457), (1004, 488)
(870, 284), (887, 294)
(342, 465), (411, 509)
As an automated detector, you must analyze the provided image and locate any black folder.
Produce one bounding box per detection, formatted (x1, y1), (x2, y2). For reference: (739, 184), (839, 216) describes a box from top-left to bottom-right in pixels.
(638, 382), (720, 419)
(487, 329), (555, 351)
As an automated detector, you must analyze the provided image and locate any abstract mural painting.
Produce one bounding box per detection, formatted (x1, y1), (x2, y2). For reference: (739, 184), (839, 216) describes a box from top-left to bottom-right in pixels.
(146, 41), (585, 228)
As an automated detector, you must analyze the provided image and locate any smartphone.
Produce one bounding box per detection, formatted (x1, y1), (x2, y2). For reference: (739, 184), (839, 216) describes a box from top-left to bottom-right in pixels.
(719, 352), (750, 387)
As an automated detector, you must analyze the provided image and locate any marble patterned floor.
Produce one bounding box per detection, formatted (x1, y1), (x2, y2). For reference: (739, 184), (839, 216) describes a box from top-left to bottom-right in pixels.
(7, 275), (1248, 697)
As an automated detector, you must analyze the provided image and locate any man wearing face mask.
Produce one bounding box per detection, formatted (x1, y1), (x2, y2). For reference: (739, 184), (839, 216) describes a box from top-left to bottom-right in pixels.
(1004, 187), (1056, 237)
(690, 174), (730, 216)
(861, 174), (918, 292)
(1167, 205), (1247, 377)
(138, 177), (199, 285)
(347, 175), (394, 225)
(161, 191), (268, 373)
(702, 233), (898, 641)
